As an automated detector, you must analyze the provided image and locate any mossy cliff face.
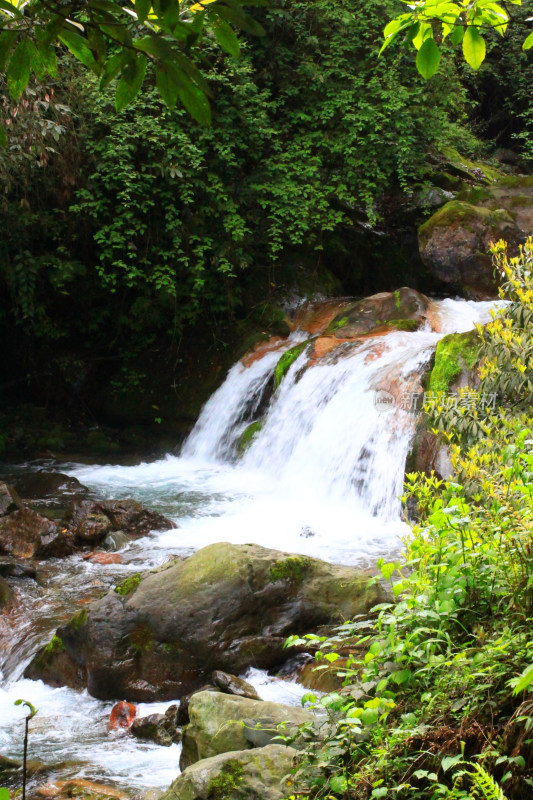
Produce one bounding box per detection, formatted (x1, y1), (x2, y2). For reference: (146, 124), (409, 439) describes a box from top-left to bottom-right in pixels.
(25, 542), (383, 702)
(419, 176), (533, 299)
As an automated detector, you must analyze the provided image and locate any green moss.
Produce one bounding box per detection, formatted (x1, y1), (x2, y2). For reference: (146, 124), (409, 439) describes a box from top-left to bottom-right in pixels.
(325, 315), (349, 334)
(440, 147), (504, 183)
(388, 318), (420, 332)
(393, 289), (401, 309)
(238, 420), (264, 455)
(274, 341), (308, 389)
(114, 573), (142, 597)
(428, 331), (481, 394)
(418, 200), (513, 248)
(269, 556), (312, 585)
(207, 759), (244, 800)
(129, 622), (154, 653)
(69, 609), (87, 631)
(43, 634), (65, 655)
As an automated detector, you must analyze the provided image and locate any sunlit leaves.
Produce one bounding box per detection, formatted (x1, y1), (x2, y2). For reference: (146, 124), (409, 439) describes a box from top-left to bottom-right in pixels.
(381, 0), (529, 78)
(416, 36), (441, 78)
(463, 26), (486, 69)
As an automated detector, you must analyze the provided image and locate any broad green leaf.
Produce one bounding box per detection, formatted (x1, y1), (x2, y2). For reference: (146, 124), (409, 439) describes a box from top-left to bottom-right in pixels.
(7, 38), (34, 100)
(330, 775), (348, 793)
(115, 54), (147, 112)
(412, 21), (432, 50)
(448, 25), (464, 44)
(0, 787), (10, 800)
(512, 664), (533, 695)
(100, 52), (123, 88)
(134, 34), (172, 60)
(523, 30), (533, 50)
(37, 42), (58, 77)
(0, 30), (17, 71)
(463, 26), (486, 69)
(416, 37), (441, 79)
(0, 0), (21, 16)
(361, 707), (379, 725)
(156, 67), (178, 109)
(176, 77), (211, 125)
(211, 18), (240, 57)
(135, 0), (151, 23)
(59, 29), (98, 72)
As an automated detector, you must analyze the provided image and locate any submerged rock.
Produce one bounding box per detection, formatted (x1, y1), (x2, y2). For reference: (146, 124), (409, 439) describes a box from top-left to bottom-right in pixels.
(109, 700), (137, 730)
(131, 705), (181, 747)
(180, 690), (312, 769)
(13, 472), (89, 508)
(26, 542), (382, 701)
(160, 744), (296, 800)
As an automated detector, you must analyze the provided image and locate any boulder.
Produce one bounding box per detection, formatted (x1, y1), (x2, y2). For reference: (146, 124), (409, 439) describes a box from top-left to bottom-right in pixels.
(35, 779), (129, 800)
(0, 508), (74, 559)
(180, 690), (312, 769)
(0, 559), (37, 579)
(67, 499), (176, 544)
(212, 670), (261, 700)
(160, 745), (296, 800)
(103, 531), (130, 551)
(25, 542), (382, 701)
(0, 482), (24, 516)
(109, 700), (137, 730)
(327, 287), (429, 339)
(177, 686), (221, 727)
(418, 177), (533, 299)
(13, 472), (89, 508)
(131, 705), (181, 747)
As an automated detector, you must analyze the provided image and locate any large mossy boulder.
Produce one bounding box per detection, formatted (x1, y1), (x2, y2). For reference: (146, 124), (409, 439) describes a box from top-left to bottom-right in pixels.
(25, 542), (382, 701)
(160, 745), (296, 800)
(419, 176), (533, 299)
(180, 690), (312, 769)
(326, 287), (429, 339)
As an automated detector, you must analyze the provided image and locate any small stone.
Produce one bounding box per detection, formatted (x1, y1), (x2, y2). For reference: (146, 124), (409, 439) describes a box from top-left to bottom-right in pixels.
(109, 701), (137, 730)
(103, 531), (129, 551)
(211, 671), (261, 700)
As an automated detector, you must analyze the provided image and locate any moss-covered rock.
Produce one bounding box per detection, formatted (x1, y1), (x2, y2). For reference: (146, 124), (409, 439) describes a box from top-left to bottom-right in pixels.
(237, 420), (264, 455)
(160, 745), (296, 800)
(419, 176), (533, 299)
(326, 288), (429, 339)
(25, 542), (383, 701)
(428, 330), (481, 394)
(273, 341), (309, 388)
(180, 690), (312, 769)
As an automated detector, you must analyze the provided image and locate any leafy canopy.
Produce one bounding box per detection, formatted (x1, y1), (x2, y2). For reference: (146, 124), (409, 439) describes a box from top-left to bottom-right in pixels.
(0, 0), (263, 138)
(383, 0), (533, 80)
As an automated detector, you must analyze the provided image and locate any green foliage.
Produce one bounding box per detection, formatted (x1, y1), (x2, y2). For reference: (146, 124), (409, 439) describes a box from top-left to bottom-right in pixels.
(238, 419), (263, 454)
(269, 556), (311, 585)
(207, 759), (244, 800)
(0, 0), (262, 128)
(428, 330), (480, 393)
(43, 635), (65, 655)
(383, 0), (533, 80)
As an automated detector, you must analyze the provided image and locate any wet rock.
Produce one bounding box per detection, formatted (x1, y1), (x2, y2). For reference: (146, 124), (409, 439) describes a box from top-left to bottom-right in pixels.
(0, 753), (20, 780)
(103, 531), (129, 551)
(0, 482), (24, 516)
(26, 542), (382, 701)
(161, 745), (296, 800)
(68, 499), (176, 545)
(25, 633), (86, 690)
(13, 472), (89, 508)
(83, 552), (123, 565)
(211, 670), (261, 700)
(109, 701), (137, 729)
(36, 779), (129, 800)
(0, 559), (37, 579)
(180, 691), (312, 769)
(327, 287), (429, 339)
(0, 508), (74, 559)
(0, 576), (15, 611)
(131, 705), (181, 747)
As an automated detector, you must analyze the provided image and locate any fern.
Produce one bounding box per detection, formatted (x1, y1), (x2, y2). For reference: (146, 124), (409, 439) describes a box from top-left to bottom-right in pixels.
(450, 761), (509, 800)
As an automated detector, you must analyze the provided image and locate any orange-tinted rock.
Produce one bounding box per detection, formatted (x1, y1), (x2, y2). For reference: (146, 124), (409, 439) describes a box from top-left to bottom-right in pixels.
(36, 779), (129, 800)
(290, 299), (352, 334)
(109, 701), (137, 730)
(0, 508), (74, 559)
(83, 552), (123, 565)
(241, 336), (287, 367)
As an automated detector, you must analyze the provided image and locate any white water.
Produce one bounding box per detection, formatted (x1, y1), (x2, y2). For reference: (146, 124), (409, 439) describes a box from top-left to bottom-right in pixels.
(0, 296), (503, 792)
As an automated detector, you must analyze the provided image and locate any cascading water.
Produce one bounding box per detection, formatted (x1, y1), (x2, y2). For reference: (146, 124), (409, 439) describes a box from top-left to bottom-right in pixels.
(0, 295), (502, 791)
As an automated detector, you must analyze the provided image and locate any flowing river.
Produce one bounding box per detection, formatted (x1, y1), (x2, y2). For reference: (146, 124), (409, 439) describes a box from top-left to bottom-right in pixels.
(0, 297), (500, 792)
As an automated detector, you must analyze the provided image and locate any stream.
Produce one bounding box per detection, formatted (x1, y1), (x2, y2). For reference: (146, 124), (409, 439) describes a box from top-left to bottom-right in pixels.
(0, 297), (500, 792)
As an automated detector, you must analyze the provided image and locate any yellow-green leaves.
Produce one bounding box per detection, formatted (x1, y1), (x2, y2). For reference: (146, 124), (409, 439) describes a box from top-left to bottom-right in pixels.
(463, 26), (486, 70)
(416, 37), (441, 79)
(523, 30), (533, 50)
